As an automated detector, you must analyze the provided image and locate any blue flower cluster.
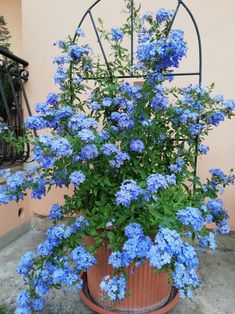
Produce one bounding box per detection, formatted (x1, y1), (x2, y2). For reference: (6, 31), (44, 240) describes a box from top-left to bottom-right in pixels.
(80, 144), (98, 160)
(209, 168), (235, 185)
(148, 227), (200, 298)
(69, 170), (86, 188)
(38, 135), (72, 157)
(207, 112), (225, 126)
(177, 207), (205, 232)
(111, 28), (124, 41)
(68, 114), (97, 134)
(130, 139), (145, 153)
(68, 44), (90, 61)
(16, 216), (92, 313)
(155, 9), (174, 24)
(49, 204), (63, 220)
(109, 223), (152, 269)
(100, 274), (127, 302)
(197, 232), (217, 250)
(206, 199), (230, 234)
(137, 27), (187, 71)
(169, 158), (184, 173)
(101, 143), (118, 156)
(116, 180), (148, 207)
(110, 112), (134, 129)
(147, 173), (176, 193)
(199, 144), (209, 154)
(110, 151), (130, 168)
(0, 170), (26, 204)
(78, 129), (95, 143)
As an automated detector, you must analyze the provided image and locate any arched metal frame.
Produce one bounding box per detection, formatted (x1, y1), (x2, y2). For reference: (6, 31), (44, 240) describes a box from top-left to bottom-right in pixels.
(73, 0), (202, 83)
(73, 0), (203, 180)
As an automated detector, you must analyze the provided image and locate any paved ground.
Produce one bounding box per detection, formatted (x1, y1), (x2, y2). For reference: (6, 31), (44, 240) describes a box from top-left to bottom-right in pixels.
(0, 222), (235, 314)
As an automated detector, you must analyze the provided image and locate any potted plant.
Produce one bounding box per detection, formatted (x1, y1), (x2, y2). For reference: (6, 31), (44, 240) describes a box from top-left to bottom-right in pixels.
(0, 2), (235, 314)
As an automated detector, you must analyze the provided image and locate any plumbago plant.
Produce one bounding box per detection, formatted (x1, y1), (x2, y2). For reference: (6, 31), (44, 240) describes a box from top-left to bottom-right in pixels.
(1, 4), (235, 313)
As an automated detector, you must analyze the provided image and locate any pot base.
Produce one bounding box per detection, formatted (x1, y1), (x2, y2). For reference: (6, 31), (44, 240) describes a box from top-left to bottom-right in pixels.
(80, 274), (179, 314)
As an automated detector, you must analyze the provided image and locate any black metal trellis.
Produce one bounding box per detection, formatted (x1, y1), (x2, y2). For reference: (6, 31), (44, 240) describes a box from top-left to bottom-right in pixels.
(73, 0), (202, 83)
(73, 0), (203, 179)
(0, 47), (31, 167)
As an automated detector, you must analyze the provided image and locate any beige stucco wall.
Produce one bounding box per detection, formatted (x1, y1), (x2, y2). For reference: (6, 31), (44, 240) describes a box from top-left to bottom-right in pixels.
(0, 0), (22, 55)
(1, 0), (234, 229)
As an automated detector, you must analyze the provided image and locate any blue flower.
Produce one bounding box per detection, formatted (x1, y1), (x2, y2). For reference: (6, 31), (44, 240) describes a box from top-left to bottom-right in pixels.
(123, 235), (152, 259)
(209, 168), (228, 184)
(217, 218), (230, 234)
(155, 9), (174, 24)
(49, 204), (63, 220)
(54, 66), (67, 85)
(50, 137), (72, 157)
(68, 114), (97, 133)
(101, 143), (118, 156)
(69, 171), (86, 188)
(124, 223), (144, 239)
(37, 241), (53, 257)
(35, 103), (49, 114)
(98, 130), (110, 141)
(199, 144), (209, 154)
(150, 95), (168, 110)
(25, 116), (47, 130)
(71, 246), (96, 271)
(189, 124), (203, 136)
(177, 207), (204, 231)
(111, 28), (123, 41)
(46, 93), (59, 105)
(100, 274), (127, 302)
(117, 113), (134, 129)
(16, 290), (30, 308)
(15, 307), (31, 314)
(116, 180), (145, 207)
(16, 252), (36, 276)
(76, 27), (85, 37)
(108, 251), (131, 268)
(224, 99), (235, 111)
(198, 232), (217, 249)
(169, 158), (184, 173)
(80, 144), (98, 160)
(68, 44), (90, 61)
(102, 97), (113, 107)
(31, 298), (45, 311)
(130, 139), (145, 153)
(207, 112), (225, 126)
(56, 107), (73, 119)
(110, 151), (130, 168)
(147, 173), (175, 193)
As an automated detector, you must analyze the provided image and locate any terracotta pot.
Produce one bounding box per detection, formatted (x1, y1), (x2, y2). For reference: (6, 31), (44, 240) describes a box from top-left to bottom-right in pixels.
(81, 236), (178, 313)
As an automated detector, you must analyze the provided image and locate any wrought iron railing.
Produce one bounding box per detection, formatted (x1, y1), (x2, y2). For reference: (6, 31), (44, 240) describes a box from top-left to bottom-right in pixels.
(0, 47), (31, 167)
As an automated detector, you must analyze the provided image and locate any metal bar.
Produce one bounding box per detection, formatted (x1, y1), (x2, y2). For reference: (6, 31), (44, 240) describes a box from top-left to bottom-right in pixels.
(6, 68), (23, 125)
(130, 0), (134, 69)
(0, 48), (29, 67)
(179, 0), (203, 190)
(81, 72), (200, 80)
(88, 11), (113, 79)
(166, 1), (181, 35)
(0, 79), (15, 133)
(179, 0), (202, 84)
(73, 0), (102, 42)
(0, 140), (7, 165)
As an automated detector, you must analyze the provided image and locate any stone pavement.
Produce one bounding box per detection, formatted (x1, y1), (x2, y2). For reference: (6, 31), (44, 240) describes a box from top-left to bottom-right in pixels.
(0, 223), (235, 314)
